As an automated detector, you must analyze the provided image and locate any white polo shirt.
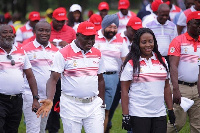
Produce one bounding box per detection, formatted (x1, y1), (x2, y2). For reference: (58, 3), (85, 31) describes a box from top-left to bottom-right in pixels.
(117, 11), (136, 33)
(0, 46), (31, 95)
(94, 30), (129, 72)
(146, 19), (178, 56)
(120, 52), (169, 117)
(51, 40), (105, 98)
(22, 40), (58, 98)
(16, 21), (34, 42)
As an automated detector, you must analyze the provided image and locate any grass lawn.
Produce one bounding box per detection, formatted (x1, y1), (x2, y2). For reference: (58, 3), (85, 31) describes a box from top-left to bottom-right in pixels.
(18, 104), (190, 133)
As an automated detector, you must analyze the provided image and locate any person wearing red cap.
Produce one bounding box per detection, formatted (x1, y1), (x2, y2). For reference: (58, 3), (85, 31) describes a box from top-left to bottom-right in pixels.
(89, 14), (102, 31)
(50, 7), (76, 48)
(15, 11), (40, 43)
(47, 7), (76, 133)
(146, 3), (178, 67)
(98, 2), (110, 20)
(167, 11), (200, 133)
(117, 0), (136, 33)
(36, 21), (106, 133)
(177, 0), (200, 35)
(4, 12), (13, 25)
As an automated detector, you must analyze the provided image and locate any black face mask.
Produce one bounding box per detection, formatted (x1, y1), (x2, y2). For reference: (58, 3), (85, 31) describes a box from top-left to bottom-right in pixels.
(104, 30), (117, 39)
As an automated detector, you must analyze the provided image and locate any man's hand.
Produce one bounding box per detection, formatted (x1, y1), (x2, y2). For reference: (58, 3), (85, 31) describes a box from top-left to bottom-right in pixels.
(173, 89), (182, 104)
(32, 99), (40, 113)
(36, 99), (53, 118)
(122, 114), (132, 131)
(168, 110), (176, 124)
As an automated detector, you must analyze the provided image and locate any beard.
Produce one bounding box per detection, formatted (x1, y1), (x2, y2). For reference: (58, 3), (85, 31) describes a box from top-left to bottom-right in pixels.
(0, 36), (14, 49)
(104, 30), (117, 39)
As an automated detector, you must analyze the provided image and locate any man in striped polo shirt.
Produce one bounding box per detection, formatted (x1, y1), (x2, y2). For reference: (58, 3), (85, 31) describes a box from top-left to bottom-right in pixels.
(146, 3), (178, 66)
(36, 21), (106, 133)
(167, 11), (200, 133)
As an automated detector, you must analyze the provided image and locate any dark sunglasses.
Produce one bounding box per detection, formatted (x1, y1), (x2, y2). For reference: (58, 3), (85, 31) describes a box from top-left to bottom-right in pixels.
(7, 55), (15, 66)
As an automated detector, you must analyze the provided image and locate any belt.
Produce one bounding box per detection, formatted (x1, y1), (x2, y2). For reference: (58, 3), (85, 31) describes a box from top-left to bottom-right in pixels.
(178, 80), (197, 87)
(0, 93), (22, 99)
(103, 71), (117, 75)
(62, 93), (96, 103)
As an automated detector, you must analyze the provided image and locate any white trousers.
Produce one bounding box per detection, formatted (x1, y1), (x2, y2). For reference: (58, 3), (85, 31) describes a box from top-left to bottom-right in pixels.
(60, 93), (105, 133)
(23, 94), (49, 133)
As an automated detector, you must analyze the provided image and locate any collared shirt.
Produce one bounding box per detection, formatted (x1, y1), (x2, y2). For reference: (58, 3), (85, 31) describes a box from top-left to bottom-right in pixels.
(168, 32), (200, 83)
(146, 19), (178, 56)
(177, 6), (196, 33)
(16, 21), (34, 42)
(49, 23), (76, 44)
(137, 4), (152, 20)
(120, 31), (132, 51)
(0, 46), (31, 95)
(94, 30), (129, 72)
(117, 10), (137, 33)
(142, 13), (157, 27)
(120, 52), (169, 117)
(22, 39), (58, 98)
(51, 40), (105, 98)
(169, 4), (182, 22)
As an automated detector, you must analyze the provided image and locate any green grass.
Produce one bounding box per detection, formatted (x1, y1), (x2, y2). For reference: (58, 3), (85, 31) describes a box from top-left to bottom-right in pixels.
(18, 104), (190, 133)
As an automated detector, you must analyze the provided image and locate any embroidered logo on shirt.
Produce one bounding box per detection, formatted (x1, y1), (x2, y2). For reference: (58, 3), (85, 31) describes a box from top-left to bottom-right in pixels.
(33, 53), (37, 59)
(73, 60), (77, 67)
(170, 47), (175, 53)
(184, 47), (188, 54)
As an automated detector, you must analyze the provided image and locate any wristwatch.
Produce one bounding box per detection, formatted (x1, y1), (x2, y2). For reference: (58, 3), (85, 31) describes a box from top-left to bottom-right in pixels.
(33, 95), (40, 100)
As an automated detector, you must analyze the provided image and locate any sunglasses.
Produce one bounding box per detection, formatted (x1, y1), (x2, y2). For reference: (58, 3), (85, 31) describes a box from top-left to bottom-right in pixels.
(7, 55), (15, 66)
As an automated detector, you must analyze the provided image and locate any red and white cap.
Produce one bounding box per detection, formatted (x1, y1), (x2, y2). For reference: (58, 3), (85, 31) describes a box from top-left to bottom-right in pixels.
(77, 21), (96, 35)
(98, 2), (109, 11)
(89, 14), (102, 31)
(127, 16), (142, 30)
(151, 0), (163, 12)
(187, 11), (200, 23)
(53, 7), (68, 21)
(29, 11), (40, 21)
(118, 0), (130, 10)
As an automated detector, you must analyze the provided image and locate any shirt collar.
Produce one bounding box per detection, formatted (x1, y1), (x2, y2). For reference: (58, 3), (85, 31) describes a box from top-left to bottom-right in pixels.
(191, 5), (196, 12)
(70, 40), (92, 53)
(33, 39), (51, 48)
(185, 32), (200, 41)
(0, 45), (17, 54)
(155, 18), (169, 25)
(26, 21), (33, 30)
(170, 4), (176, 12)
(50, 22), (67, 32)
(119, 10), (132, 18)
(139, 52), (157, 61)
(98, 29), (117, 41)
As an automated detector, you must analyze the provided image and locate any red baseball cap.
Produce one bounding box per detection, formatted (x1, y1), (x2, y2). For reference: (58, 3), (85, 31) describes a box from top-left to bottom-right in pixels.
(28, 11), (40, 21)
(53, 7), (68, 21)
(4, 12), (11, 19)
(187, 11), (200, 23)
(118, 0), (130, 10)
(98, 2), (109, 11)
(77, 21), (96, 35)
(89, 14), (102, 31)
(151, 0), (163, 12)
(127, 16), (142, 30)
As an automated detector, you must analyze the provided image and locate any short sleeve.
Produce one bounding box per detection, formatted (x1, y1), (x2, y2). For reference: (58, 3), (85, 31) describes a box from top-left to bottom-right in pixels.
(97, 55), (106, 74)
(177, 12), (187, 26)
(120, 62), (133, 81)
(50, 51), (65, 73)
(121, 40), (129, 58)
(23, 52), (32, 70)
(15, 28), (23, 42)
(168, 37), (181, 56)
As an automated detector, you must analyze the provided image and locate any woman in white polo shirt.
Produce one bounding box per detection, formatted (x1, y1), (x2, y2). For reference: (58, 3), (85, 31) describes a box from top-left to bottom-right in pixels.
(120, 28), (175, 133)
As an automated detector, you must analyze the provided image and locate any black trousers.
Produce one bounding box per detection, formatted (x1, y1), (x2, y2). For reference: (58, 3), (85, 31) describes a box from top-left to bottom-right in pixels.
(46, 79), (61, 133)
(0, 95), (23, 133)
(130, 116), (167, 133)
